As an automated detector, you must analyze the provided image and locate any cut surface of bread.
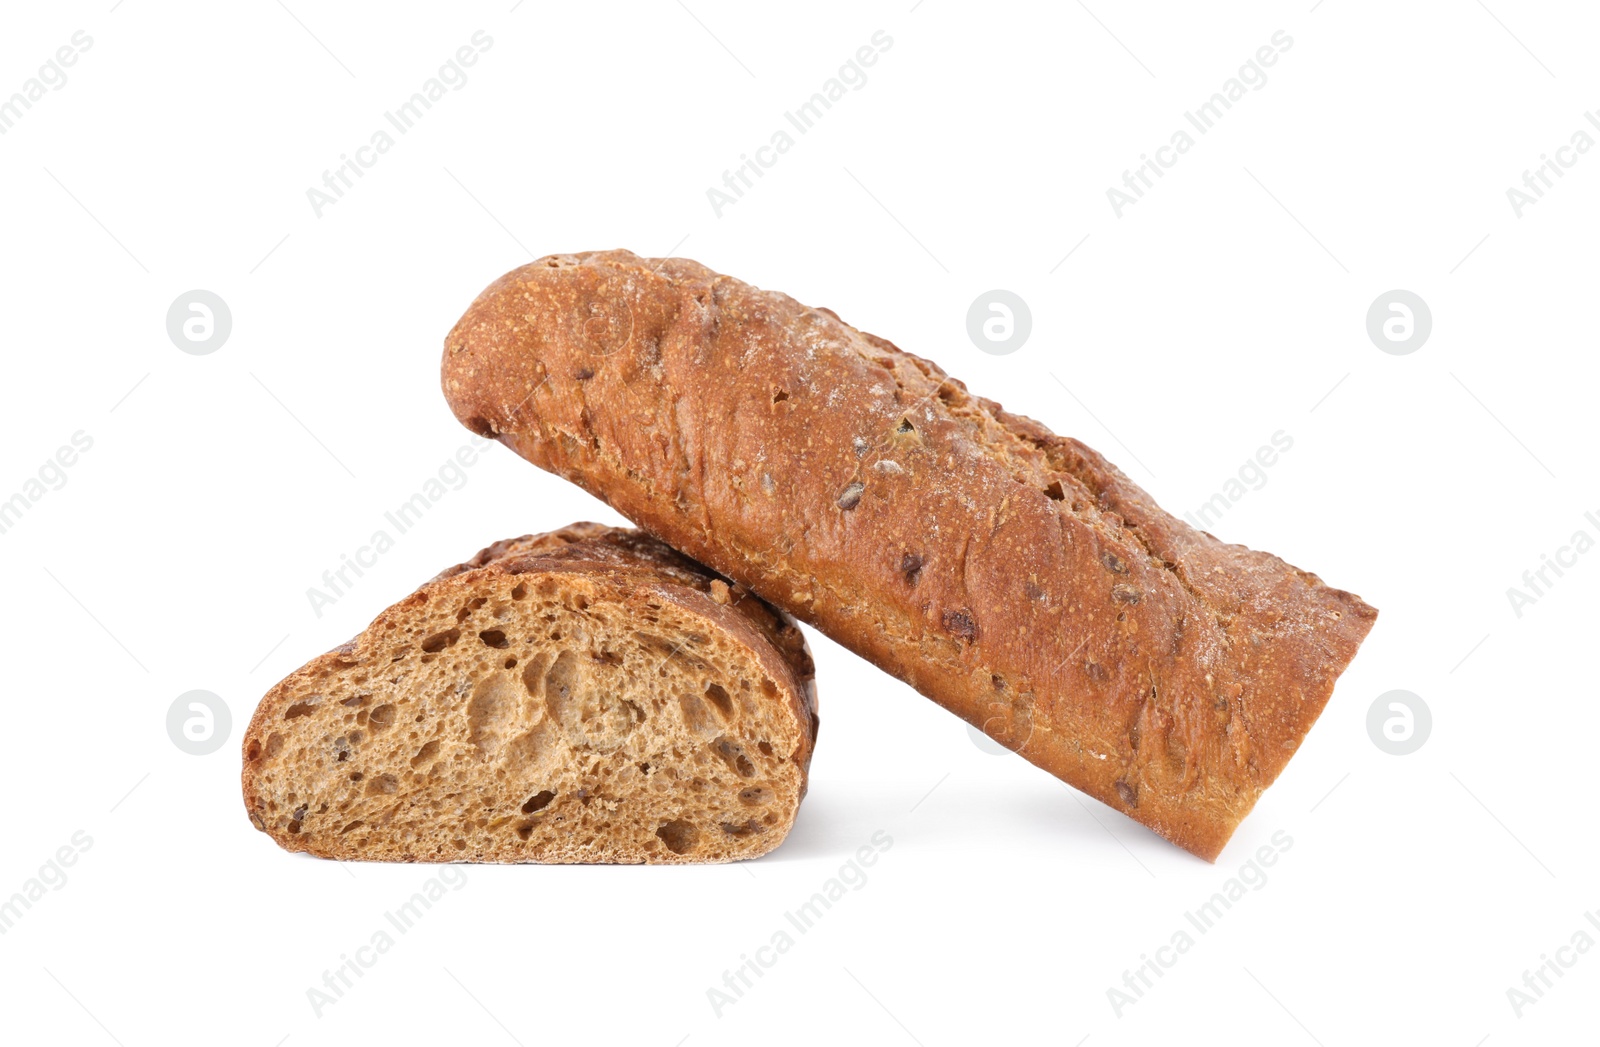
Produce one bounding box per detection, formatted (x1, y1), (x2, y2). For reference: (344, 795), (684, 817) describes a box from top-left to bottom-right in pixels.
(242, 523), (817, 863)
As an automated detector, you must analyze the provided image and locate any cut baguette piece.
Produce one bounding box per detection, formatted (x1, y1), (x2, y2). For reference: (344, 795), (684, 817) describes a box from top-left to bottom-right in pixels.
(241, 523), (817, 863)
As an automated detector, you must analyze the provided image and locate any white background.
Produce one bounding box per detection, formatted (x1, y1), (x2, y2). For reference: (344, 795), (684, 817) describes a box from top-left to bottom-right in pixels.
(1, 1), (1595, 1043)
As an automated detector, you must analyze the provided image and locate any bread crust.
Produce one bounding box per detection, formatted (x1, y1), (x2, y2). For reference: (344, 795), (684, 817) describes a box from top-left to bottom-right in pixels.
(242, 523), (817, 862)
(441, 251), (1377, 861)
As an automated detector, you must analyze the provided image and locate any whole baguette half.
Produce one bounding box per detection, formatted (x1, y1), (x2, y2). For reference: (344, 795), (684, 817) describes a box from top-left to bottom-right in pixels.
(441, 251), (1377, 861)
(242, 523), (817, 863)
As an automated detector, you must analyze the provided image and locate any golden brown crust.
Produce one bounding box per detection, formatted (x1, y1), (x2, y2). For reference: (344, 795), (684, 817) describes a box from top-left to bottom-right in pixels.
(241, 523), (817, 862)
(441, 251), (1377, 861)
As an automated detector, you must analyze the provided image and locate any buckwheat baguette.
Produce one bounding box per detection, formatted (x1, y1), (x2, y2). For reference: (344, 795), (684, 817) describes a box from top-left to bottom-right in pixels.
(441, 251), (1377, 861)
(242, 523), (817, 863)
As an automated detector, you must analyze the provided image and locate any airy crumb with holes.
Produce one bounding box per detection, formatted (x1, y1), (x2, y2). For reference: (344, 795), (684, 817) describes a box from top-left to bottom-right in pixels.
(241, 524), (817, 864)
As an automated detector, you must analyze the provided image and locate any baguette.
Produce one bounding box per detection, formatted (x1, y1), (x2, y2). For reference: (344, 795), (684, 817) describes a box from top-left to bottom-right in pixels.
(441, 251), (1377, 861)
(242, 523), (817, 863)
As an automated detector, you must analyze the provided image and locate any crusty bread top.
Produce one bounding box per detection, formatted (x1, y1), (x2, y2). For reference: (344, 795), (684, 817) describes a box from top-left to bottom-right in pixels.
(440, 251), (1376, 860)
